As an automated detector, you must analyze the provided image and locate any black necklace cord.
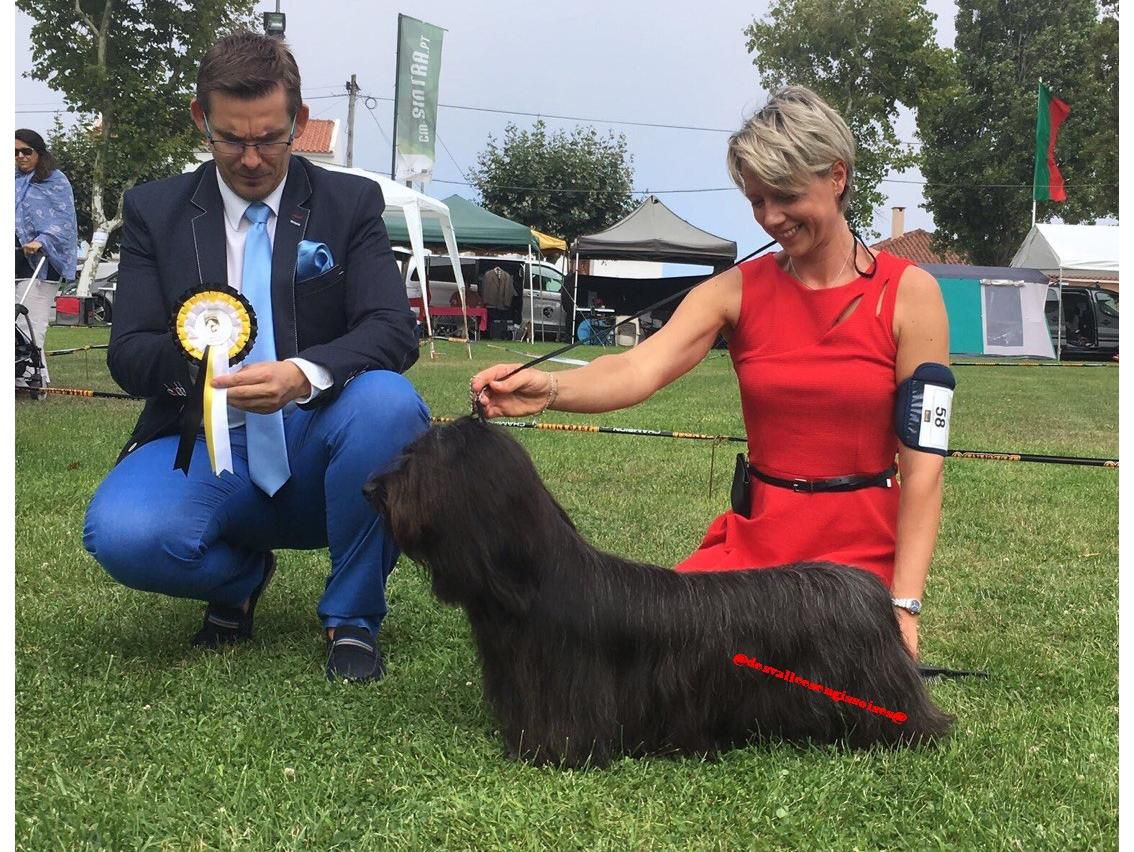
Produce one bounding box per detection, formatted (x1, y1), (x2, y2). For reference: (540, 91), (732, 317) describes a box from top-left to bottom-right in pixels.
(849, 226), (878, 278)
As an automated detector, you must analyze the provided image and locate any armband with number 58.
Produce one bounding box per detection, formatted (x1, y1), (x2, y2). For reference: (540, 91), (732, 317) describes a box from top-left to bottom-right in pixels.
(894, 362), (955, 455)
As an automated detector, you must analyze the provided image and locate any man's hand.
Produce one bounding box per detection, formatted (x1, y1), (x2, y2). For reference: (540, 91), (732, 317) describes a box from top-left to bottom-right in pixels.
(212, 361), (311, 413)
(22, 240), (42, 256)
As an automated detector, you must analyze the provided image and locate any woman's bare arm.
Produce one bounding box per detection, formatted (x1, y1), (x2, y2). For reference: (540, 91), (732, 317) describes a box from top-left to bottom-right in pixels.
(471, 267), (741, 417)
(891, 265), (951, 659)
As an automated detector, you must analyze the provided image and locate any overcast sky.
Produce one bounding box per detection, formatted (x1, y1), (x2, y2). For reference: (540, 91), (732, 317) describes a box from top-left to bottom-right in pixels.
(13, 0), (960, 263)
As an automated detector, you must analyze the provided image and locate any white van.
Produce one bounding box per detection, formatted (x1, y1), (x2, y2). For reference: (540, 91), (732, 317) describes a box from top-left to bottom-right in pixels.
(403, 254), (567, 341)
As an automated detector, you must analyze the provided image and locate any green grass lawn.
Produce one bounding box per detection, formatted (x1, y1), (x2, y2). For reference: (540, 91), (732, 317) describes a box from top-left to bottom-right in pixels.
(16, 327), (1118, 850)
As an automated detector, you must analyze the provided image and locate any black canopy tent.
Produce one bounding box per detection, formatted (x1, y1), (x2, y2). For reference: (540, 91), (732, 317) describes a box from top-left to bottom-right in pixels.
(573, 195), (738, 268)
(569, 196), (737, 340)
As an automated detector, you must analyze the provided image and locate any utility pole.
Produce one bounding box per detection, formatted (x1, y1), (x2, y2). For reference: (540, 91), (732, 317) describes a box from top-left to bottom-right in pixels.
(263, 0), (286, 37)
(345, 74), (360, 167)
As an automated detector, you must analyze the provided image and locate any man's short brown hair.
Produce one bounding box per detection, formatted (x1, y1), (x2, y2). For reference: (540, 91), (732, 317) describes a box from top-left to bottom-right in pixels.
(196, 31), (303, 117)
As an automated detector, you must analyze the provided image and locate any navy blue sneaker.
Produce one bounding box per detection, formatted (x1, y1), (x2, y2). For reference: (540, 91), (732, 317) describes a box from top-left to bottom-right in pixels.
(325, 626), (385, 682)
(190, 554), (276, 648)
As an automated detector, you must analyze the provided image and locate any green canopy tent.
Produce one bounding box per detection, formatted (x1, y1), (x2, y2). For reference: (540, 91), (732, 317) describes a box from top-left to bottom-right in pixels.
(384, 195), (538, 249)
(385, 195), (542, 339)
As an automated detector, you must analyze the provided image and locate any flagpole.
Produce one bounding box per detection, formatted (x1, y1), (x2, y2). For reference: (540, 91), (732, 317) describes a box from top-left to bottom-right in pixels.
(1032, 78), (1040, 226)
(390, 14), (404, 180)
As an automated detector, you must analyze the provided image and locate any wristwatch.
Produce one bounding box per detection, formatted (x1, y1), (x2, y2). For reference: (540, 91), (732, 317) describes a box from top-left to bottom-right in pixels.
(891, 597), (922, 615)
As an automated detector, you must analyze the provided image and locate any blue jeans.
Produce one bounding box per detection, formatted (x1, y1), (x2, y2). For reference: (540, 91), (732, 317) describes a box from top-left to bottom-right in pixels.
(83, 371), (430, 635)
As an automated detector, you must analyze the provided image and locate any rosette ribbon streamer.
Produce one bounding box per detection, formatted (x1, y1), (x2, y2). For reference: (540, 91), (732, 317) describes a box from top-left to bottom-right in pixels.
(170, 286), (257, 476)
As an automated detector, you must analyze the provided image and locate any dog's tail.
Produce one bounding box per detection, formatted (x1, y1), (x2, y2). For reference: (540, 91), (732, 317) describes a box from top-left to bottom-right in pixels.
(824, 566), (955, 747)
(896, 682), (955, 745)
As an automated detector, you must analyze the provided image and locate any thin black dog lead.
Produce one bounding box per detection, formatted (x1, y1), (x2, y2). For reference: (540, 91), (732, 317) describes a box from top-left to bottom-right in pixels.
(918, 665), (990, 680)
(473, 227), (881, 418)
(471, 237), (780, 419)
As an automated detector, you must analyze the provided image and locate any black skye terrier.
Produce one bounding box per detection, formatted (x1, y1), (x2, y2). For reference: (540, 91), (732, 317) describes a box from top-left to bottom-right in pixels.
(365, 418), (952, 768)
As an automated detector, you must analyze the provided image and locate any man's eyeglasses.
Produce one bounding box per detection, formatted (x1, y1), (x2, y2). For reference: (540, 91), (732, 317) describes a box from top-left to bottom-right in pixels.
(203, 115), (296, 157)
(15, 147), (35, 157)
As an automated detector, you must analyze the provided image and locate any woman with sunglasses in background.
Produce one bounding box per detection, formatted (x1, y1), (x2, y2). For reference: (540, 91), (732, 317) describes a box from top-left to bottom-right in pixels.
(16, 128), (78, 391)
(15, 128), (78, 284)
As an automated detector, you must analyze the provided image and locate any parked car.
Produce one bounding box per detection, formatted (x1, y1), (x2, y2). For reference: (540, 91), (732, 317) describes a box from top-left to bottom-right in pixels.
(404, 254), (567, 341)
(90, 271), (116, 324)
(1045, 285), (1118, 359)
(48, 259), (117, 325)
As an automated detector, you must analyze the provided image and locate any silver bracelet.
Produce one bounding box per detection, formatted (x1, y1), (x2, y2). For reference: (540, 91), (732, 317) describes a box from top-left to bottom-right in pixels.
(535, 373), (559, 418)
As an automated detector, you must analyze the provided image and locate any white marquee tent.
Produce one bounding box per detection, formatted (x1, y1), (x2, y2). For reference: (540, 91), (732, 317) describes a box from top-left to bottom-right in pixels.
(1010, 223), (1119, 358)
(1011, 223), (1120, 282)
(320, 165), (470, 355)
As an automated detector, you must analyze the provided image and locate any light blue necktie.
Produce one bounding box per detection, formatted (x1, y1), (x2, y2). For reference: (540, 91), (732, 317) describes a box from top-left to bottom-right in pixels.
(242, 201), (290, 496)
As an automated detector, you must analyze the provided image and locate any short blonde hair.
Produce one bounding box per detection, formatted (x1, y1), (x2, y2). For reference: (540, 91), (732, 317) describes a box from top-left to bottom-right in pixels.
(726, 86), (856, 212)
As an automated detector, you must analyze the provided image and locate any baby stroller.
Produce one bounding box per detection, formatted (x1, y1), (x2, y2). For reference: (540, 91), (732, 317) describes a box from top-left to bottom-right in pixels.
(15, 255), (52, 398)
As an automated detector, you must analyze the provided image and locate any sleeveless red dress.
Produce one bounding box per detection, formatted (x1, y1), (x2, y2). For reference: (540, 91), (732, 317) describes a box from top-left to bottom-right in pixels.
(674, 250), (912, 587)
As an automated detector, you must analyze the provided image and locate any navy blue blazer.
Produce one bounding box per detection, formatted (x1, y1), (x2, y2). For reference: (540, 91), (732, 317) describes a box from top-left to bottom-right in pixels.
(108, 156), (419, 457)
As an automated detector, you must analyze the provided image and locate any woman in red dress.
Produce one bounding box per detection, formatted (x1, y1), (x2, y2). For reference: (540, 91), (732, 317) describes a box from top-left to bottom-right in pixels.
(471, 87), (949, 660)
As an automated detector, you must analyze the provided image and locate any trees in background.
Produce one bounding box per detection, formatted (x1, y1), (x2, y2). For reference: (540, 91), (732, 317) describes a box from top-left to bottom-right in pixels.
(917, 0), (1118, 265)
(742, 0), (1117, 262)
(744, 0), (950, 238)
(18, 0), (256, 290)
(467, 120), (635, 245)
(46, 118), (171, 257)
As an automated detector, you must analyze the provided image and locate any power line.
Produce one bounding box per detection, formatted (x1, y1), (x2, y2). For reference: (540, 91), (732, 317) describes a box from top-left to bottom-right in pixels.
(359, 91), (732, 133)
(16, 90), (1112, 194)
(436, 134), (470, 183)
(428, 177), (724, 196)
(309, 101), (341, 119)
(883, 177), (1115, 188)
(426, 176), (1115, 196)
(8, 99), (1112, 195)
(362, 101), (393, 158)
(359, 89), (926, 146)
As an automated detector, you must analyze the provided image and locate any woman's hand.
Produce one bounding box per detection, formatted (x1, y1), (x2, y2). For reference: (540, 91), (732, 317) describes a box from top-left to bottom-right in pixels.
(895, 608), (919, 660)
(22, 240), (42, 256)
(470, 364), (555, 418)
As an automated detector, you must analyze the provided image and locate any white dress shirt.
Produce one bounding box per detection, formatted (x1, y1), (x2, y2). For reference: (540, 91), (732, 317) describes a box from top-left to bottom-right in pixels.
(215, 170), (332, 422)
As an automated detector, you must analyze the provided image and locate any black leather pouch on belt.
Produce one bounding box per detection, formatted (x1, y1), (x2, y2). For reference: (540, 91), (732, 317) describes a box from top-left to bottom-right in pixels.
(730, 453), (751, 516)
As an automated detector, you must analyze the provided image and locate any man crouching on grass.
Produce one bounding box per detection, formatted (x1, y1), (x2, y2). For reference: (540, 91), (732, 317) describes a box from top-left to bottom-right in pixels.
(83, 31), (428, 682)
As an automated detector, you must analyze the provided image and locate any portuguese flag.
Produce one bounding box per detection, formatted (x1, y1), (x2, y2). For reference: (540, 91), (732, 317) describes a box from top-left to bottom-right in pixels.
(1033, 82), (1071, 202)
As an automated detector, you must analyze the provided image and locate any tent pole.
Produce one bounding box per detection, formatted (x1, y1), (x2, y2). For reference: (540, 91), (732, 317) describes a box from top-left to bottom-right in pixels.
(437, 218), (471, 358)
(423, 260), (437, 361)
(528, 245), (535, 343)
(1057, 268), (1064, 360)
(571, 250), (580, 344)
(455, 257), (472, 360)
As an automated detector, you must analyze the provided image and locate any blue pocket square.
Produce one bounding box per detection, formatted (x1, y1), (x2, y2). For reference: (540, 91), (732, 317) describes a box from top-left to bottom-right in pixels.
(297, 240), (335, 282)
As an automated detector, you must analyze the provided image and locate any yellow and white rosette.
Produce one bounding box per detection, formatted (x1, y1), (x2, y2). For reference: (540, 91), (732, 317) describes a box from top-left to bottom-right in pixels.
(171, 285), (257, 476)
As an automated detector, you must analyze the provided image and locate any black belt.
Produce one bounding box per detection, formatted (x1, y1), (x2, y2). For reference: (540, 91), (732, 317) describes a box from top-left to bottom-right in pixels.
(748, 464), (896, 493)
